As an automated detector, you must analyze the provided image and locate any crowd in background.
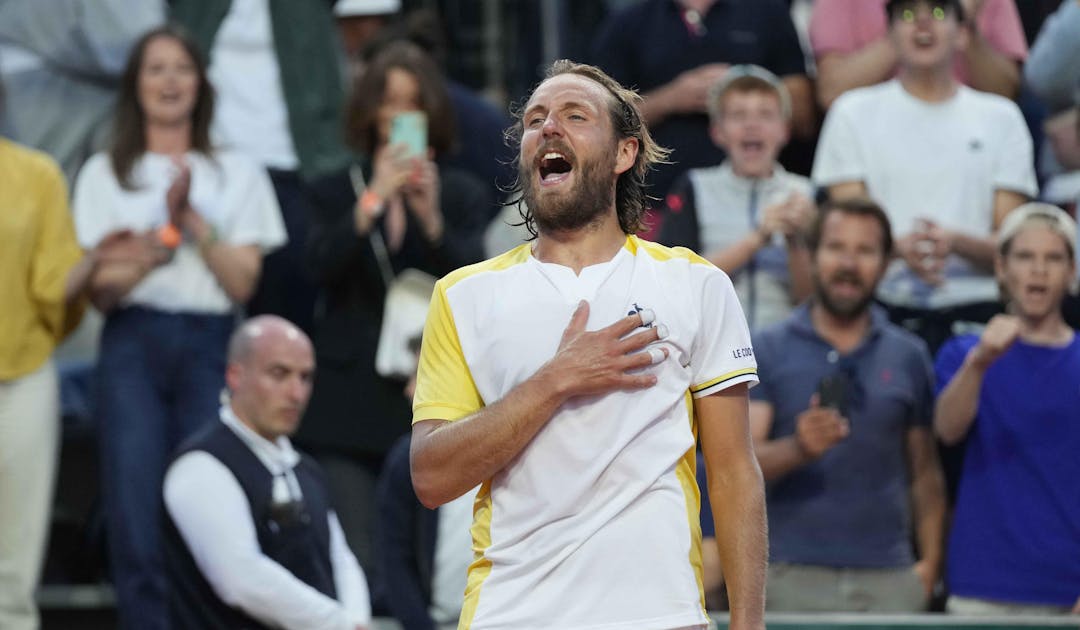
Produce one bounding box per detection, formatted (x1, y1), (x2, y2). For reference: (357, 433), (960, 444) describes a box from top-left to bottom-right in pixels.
(1, 0), (1079, 628)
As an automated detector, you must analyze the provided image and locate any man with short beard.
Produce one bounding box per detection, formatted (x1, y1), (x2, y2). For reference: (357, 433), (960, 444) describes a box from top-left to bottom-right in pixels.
(409, 60), (767, 630)
(749, 198), (946, 612)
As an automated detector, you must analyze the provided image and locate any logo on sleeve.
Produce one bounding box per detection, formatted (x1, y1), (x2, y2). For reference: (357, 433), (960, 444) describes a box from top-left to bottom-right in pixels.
(732, 347), (753, 359)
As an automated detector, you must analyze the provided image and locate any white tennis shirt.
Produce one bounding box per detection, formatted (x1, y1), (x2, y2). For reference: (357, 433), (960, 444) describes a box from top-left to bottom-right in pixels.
(413, 236), (758, 630)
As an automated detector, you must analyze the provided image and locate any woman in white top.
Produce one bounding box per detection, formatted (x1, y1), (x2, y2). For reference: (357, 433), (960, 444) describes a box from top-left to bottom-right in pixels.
(72, 25), (285, 630)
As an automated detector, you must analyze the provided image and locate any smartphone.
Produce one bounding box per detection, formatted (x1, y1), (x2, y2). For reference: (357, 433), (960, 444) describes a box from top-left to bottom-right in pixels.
(390, 111), (428, 158)
(817, 372), (850, 415)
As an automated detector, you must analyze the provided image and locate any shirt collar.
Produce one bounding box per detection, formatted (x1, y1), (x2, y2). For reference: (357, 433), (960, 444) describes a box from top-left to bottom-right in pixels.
(219, 403), (301, 472)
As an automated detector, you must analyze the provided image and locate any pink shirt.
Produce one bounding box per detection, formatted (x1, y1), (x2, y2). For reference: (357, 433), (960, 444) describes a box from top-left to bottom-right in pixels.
(809, 0), (1027, 85)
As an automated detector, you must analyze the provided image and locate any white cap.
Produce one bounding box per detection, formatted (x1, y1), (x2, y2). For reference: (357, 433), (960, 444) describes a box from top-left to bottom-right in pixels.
(333, 0), (401, 18)
(997, 202), (1077, 258)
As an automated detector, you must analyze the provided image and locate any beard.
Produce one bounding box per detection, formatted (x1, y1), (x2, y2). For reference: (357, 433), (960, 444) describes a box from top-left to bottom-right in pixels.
(814, 270), (875, 321)
(521, 141), (618, 234)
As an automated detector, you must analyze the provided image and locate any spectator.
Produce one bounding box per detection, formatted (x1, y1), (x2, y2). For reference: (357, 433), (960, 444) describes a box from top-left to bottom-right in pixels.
(751, 198), (945, 611)
(934, 203), (1080, 614)
(813, 0), (1036, 354)
(375, 434), (478, 630)
(72, 26), (286, 629)
(163, 315), (371, 630)
(590, 0), (813, 218)
(171, 0), (352, 333)
(810, 0), (1027, 109)
(299, 40), (489, 599)
(660, 65), (814, 330)
(336, 5), (515, 210)
(0, 112), (139, 630)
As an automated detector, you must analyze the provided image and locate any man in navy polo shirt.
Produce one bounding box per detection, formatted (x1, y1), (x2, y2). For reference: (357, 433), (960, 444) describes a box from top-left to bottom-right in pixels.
(749, 197), (946, 611)
(590, 0), (813, 220)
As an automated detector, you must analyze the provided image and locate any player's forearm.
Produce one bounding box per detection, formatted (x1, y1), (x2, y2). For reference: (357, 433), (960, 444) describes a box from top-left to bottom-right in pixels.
(710, 461), (767, 630)
(934, 355), (987, 445)
(753, 435), (810, 482)
(411, 367), (568, 508)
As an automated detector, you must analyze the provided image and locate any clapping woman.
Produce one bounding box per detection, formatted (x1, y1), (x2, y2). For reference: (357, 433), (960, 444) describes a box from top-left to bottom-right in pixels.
(71, 25), (286, 628)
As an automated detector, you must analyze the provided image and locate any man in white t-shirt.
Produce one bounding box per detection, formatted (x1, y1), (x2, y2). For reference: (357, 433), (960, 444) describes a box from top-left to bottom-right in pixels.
(409, 60), (766, 630)
(812, 0), (1037, 352)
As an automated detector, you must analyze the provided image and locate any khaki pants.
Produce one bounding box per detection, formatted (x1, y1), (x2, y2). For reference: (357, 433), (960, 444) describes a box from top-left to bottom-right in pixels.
(0, 361), (59, 630)
(767, 563), (927, 612)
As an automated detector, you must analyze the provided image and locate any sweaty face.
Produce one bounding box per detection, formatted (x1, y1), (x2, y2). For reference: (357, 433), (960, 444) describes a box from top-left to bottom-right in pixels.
(519, 74), (629, 233)
(998, 224), (1075, 322)
(138, 35), (199, 128)
(712, 90), (788, 179)
(889, 1), (964, 72)
(812, 212), (888, 320)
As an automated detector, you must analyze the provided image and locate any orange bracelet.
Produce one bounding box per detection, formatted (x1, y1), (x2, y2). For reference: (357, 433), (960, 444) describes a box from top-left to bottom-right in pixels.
(360, 189), (384, 217)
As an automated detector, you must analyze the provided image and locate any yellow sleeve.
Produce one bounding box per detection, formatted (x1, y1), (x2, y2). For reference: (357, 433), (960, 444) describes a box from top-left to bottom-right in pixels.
(30, 158), (85, 342)
(412, 279), (484, 423)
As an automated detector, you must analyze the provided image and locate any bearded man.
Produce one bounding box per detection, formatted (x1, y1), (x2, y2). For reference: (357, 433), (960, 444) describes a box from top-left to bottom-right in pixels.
(408, 60), (767, 630)
(748, 197), (946, 612)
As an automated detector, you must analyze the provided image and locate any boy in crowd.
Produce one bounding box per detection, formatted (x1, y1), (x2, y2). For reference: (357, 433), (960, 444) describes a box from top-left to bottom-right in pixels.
(661, 65), (815, 330)
(935, 203), (1080, 614)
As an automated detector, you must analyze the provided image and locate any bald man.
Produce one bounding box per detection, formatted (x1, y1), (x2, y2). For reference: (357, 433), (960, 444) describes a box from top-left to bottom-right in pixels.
(162, 315), (371, 630)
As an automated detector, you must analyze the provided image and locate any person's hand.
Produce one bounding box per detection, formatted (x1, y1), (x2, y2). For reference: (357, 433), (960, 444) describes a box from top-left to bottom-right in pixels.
(784, 192), (816, 238)
(166, 159), (192, 227)
(912, 559), (936, 600)
(543, 301), (668, 400)
(763, 192), (816, 242)
(794, 394), (849, 459)
(1070, 595), (1079, 614)
(920, 218), (954, 261)
(756, 201), (787, 244)
(96, 228), (173, 269)
(402, 158), (443, 242)
(369, 143), (415, 201)
(968, 314), (1021, 370)
(666, 63), (730, 115)
(896, 220), (948, 286)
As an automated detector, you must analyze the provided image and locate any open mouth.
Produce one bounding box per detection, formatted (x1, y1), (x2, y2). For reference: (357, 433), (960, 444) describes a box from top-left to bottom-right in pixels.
(740, 140), (766, 153)
(538, 151), (573, 185)
(913, 31), (935, 47)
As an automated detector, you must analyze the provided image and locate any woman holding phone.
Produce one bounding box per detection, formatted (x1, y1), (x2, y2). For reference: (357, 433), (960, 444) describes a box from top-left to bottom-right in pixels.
(71, 25), (285, 628)
(300, 40), (491, 590)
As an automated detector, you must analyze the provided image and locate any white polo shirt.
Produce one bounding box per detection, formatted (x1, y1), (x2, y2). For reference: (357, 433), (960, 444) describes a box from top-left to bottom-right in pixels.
(413, 236), (757, 630)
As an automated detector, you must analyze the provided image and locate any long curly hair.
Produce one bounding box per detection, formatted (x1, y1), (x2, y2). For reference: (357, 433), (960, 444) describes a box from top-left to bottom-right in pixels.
(503, 60), (670, 238)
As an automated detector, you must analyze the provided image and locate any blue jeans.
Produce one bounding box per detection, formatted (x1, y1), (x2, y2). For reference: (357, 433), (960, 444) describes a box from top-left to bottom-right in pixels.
(96, 306), (234, 630)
